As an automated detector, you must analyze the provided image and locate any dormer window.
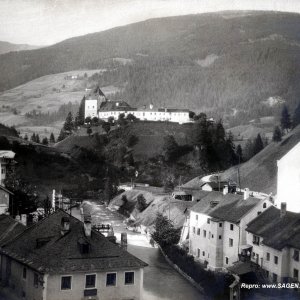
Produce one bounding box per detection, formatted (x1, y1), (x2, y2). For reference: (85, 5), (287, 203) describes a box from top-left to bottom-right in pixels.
(78, 238), (91, 254)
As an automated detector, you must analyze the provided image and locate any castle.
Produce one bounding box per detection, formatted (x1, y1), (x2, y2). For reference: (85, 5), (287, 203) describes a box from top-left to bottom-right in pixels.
(84, 87), (191, 124)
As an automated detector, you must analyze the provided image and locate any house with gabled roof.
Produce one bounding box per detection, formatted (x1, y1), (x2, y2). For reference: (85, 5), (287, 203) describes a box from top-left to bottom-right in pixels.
(188, 190), (273, 271)
(246, 204), (300, 283)
(0, 210), (147, 300)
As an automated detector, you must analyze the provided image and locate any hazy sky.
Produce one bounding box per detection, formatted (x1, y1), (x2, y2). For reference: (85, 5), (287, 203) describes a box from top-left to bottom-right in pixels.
(1, 0), (300, 45)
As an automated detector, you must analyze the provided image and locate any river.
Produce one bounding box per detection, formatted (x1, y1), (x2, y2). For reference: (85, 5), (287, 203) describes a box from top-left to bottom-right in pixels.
(71, 201), (205, 300)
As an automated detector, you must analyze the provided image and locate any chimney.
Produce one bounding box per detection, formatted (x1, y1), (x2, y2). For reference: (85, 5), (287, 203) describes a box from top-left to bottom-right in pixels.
(244, 188), (250, 200)
(61, 217), (70, 236)
(52, 189), (56, 211)
(121, 232), (128, 251)
(280, 202), (287, 218)
(84, 215), (92, 237)
(223, 185), (228, 195)
(21, 214), (27, 226)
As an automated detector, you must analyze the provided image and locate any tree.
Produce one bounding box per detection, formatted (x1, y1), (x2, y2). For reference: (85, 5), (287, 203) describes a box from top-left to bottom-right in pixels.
(236, 144), (243, 162)
(85, 116), (92, 124)
(92, 116), (99, 126)
(272, 126), (282, 142)
(75, 96), (85, 126)
(42, 137), (49, 145)
(102, 122), (111, 133)
(162, 135), (179, 162)
(49, 132), (55, 144)
(280, 105), (291, 133)
(136, 194), (147, 212)
(104, 177), (114, 205)
(126, 113), (137, 122)
(244, 139), (254, 161)
(253, 134), (264, 155)
(151, 213), (181, 248)
(31, 133), (36, 143)
(107, 116), (115, 125)
(63, 112), (74, 133)
(87, 127), (92, 136)
(127, 135), (139, 148)
(293, 102), (300, 128)
(35, 134), (40, 143)
(24, 134), (28, 141)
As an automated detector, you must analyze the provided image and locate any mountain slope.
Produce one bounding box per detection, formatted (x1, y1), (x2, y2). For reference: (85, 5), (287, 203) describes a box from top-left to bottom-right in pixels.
(220, 125), (300, 194)
(1, 12), (300, 121)
(0, 41), (40, 55)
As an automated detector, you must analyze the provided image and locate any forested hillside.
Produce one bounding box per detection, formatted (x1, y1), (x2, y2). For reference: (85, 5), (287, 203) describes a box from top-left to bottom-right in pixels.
(0, 41), (39, 55)
(1, 12), (300, 123)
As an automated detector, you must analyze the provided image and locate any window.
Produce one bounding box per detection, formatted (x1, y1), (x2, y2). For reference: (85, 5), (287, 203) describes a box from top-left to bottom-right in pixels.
(219, 223), (222, 227)
(263, 203), (267, 208)
(85, 274), (96, 288)
(1, 167), (5, 174)
(253, 235), (260, 245)
(257, 211), (261, 216)
(272, 273), (277, 283)
(192, 227), (195, 234)
(106, 273), (116, 286)
(209, 232), (211, 239)
(196, 214), (198, 221)
(225, 257), (229, 264)
(125, 272), (134, 285)
(202, 251), (205, 257)
(22, 267), (27, 280)
(61, 276), (72, 290)
(197, 228), (200, 235)
(207, 218), (210, 224)
(211, 234), (214, 239)
(229, 238), (233, 247)
(293, 250), (299, 262)
(197, 249), (200, 258)
(266, 271), (269, 278)
(274, 256), (278, 265)
(294, 269), (299, 280)
(203, 230), (206, 238)
(266, 252), (270, 261)
(34, 273), (39, 288)
(219, 235), (222, 240)
(230, 224), (234, 231)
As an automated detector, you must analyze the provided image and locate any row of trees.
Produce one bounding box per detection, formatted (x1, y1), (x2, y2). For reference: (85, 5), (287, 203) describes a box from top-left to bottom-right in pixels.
(25, 132), (56, 145)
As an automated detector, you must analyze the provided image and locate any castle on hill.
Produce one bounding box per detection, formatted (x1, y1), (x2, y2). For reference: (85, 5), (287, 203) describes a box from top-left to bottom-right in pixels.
(84, 87), (191, 124)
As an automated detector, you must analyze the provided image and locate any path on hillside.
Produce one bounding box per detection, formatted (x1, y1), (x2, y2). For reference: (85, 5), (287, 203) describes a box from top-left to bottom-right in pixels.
(73, 201), (205, 300)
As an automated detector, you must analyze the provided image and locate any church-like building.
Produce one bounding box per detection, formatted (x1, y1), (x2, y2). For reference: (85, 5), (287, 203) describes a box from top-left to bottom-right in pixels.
(84, 87), (191, 124)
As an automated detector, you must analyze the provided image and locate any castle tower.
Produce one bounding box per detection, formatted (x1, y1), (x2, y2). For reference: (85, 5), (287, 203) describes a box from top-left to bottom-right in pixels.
(84, 86), (107, 119)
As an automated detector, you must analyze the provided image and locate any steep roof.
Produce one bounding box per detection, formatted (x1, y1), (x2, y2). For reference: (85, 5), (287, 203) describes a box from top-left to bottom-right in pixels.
(99, 100), (133, 112)
(0, 150), (15, 159)
(191, 192), (261, 223)
(0, 214), (25, 245)
(246, 206), (300, 250)
(0, 210), (147, 274)
(0, 185), (14, 195)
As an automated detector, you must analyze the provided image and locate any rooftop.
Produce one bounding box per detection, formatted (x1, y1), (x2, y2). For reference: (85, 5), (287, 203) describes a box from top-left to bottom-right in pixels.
(246, 206), (300, 250)
(99, 100), (134, 112)
(191, 192), (261, 223)
(0, 210), (147, 274)
(0, 215), (25, 245)
(0, 150), (15, 159)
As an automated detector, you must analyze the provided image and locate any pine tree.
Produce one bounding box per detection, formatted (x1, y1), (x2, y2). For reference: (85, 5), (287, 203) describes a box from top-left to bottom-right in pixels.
(49, 133), (55, 144)
(87, 127), (92, 136)
(293, 102), (300, 128)
(36, 134), (40, 143)
(42, 137), (49, 145)
(24, 134), (28, 141)
(236, 144), (243, 162)
(104, 177), (113, 205)
(280, 105), (291, 133)
(75, 96), (85, 126)
(272, 126), (282, 142)
(253, 134), (264, 155)
(63, 112), (74, 133)
(31, 133), (36, 142)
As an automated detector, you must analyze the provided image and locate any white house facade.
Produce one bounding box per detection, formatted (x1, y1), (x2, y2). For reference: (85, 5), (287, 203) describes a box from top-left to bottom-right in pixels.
(188, 190), (272, 271)
(277, 142), (300, 213)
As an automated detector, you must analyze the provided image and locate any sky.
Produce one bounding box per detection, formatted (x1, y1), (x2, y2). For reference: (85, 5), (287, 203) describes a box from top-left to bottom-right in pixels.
(1, 0), (300, 46)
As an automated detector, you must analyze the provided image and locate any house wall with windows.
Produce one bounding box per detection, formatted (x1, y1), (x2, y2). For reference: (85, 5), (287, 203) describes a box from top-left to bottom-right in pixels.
(0, 189), (10, 214)
(46, 269), (143, 300)
(85, 99), (98, 118)
(0, 255), (44, 300)
(222, 222), (240, 268)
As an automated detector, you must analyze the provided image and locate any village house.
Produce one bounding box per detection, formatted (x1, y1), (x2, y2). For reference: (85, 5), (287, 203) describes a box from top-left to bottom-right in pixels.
(0, 150), (15, 186)
(0, 210), (147, 300)
(0, 185), (13, 214)
(84, 87), (191, 124)
(276, 141), (300, 213)
(246, 203), (300, 283)
(188, 190), (272, 271)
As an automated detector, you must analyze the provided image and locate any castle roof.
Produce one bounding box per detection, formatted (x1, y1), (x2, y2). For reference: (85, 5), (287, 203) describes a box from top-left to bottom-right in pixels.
(0, 210), (147, 274)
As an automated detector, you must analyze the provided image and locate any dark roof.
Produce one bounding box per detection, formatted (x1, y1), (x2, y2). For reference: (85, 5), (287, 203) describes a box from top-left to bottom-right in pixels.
(0, 185), (14, 195)
(99, 100), (133, 112)
(246, 206), (300, 250)
(191, 192), (261, 223)
(0, 215), (25, 245)
(0, 210), (147, 274)
(201, 181), (228, 190)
